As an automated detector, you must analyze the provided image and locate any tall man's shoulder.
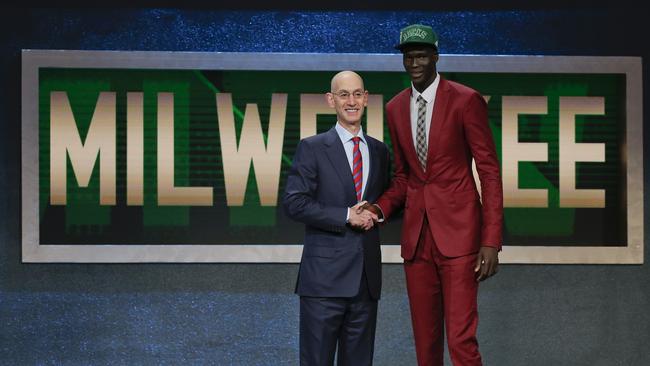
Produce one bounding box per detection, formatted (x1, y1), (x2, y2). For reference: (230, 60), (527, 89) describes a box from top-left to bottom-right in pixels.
(386, 77), (485, 104)
(442, 78), (487, 104)
(386, 87), (411, 108)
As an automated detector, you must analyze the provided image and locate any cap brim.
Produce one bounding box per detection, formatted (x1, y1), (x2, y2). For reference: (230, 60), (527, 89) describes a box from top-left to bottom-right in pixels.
(395, 42), (438, 52)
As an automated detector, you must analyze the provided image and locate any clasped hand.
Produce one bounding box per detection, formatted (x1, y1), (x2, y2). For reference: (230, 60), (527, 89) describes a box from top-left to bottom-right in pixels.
(348, 201), (379, 231)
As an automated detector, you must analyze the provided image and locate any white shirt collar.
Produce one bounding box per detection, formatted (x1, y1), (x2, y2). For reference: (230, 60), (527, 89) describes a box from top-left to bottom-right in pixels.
(411, 72), (440, 104)
(335, 122), (366, 144)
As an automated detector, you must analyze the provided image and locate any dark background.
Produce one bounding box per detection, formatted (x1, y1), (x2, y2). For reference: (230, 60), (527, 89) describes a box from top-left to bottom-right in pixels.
(1, 3), (648, 365)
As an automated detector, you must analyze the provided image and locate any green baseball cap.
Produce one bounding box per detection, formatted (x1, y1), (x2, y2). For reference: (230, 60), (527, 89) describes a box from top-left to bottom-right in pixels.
(395, 24), (439, 51)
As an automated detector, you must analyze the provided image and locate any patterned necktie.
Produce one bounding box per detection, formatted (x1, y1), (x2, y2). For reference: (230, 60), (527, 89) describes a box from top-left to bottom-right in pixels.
(416, 95), (428, 170)
(352, 136), (363, 202)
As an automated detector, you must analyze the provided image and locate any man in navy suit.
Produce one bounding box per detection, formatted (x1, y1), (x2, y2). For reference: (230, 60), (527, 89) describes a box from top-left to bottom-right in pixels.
(283, 71), (391, 366)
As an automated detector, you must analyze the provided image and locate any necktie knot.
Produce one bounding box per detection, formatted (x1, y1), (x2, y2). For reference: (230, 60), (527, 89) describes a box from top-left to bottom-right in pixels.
(352, 136), (361, 145)
(417, 95), (426, 106)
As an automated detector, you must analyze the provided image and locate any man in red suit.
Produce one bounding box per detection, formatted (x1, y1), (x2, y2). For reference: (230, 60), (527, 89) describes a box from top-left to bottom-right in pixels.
(363, 24), (503, 365)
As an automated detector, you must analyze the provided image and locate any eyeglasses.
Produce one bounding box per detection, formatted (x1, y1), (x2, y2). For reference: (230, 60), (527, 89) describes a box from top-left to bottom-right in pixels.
(332, 90), (366, 99)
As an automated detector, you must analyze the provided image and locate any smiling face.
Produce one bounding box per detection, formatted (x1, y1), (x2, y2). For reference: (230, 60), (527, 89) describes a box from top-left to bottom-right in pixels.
(326, 71), (368, 128)
(402, 45), (439, 92)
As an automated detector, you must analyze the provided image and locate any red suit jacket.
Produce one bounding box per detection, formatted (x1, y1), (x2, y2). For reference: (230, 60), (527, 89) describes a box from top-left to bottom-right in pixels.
(376, 78), (503, 259)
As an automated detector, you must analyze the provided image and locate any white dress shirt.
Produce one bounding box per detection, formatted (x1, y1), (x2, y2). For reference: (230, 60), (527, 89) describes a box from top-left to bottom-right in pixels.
(335, 123), (371, 223)
(410, 73), (440, 149)
(335, 122), (370, 200)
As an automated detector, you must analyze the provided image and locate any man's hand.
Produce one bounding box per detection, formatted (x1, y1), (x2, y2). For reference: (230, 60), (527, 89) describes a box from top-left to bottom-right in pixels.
(354, 202), (383, 221)
(474, 246), (499, 282)
(349, 201), (378, 231)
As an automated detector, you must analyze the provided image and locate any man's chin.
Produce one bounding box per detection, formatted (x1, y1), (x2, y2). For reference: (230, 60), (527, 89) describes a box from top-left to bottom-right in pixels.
(412, 76), (428, 85)
(344, 114), (362, 122)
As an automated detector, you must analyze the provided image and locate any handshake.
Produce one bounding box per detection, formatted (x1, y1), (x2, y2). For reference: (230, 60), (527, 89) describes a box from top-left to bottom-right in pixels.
(348, 201), (383, 231)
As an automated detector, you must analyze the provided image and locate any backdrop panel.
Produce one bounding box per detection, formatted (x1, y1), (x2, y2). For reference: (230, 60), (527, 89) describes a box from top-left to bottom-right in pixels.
(21, 50), (643, 263)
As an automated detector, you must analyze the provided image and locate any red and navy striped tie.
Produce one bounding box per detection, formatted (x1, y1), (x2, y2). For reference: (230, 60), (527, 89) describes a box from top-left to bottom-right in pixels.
(352, 136), (363, 202)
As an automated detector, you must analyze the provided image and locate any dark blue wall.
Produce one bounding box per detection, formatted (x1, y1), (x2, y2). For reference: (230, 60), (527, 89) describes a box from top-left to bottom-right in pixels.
(1, 7), (648, 365)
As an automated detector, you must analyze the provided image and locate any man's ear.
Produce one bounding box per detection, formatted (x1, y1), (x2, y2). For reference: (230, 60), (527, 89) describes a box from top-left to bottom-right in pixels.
(326, 92), (335, 108)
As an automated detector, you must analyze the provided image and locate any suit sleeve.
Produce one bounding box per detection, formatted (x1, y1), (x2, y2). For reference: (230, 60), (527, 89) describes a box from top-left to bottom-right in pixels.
(282, 139), (348, 233)
(375, 107), (409, 219)
(464, 92), (504, 249)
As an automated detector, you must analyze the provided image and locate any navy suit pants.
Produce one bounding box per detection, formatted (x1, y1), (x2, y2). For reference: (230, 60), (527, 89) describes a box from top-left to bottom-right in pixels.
(299, 271), (378, 366)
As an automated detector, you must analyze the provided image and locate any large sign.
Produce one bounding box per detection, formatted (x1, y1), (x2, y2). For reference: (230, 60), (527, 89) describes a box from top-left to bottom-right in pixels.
(22, 50), (643, 263)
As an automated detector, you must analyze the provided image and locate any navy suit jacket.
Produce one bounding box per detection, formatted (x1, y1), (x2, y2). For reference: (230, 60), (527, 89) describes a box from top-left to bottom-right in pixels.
(283, 127), (390, 300)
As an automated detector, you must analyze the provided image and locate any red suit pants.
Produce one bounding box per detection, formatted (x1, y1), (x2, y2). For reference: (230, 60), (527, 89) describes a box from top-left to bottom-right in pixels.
(404, 217), (482, 366)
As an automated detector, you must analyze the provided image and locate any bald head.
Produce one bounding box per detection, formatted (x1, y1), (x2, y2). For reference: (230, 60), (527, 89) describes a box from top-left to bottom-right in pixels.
(330, 71), (365, 93)
(326, 70), (368, 130)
